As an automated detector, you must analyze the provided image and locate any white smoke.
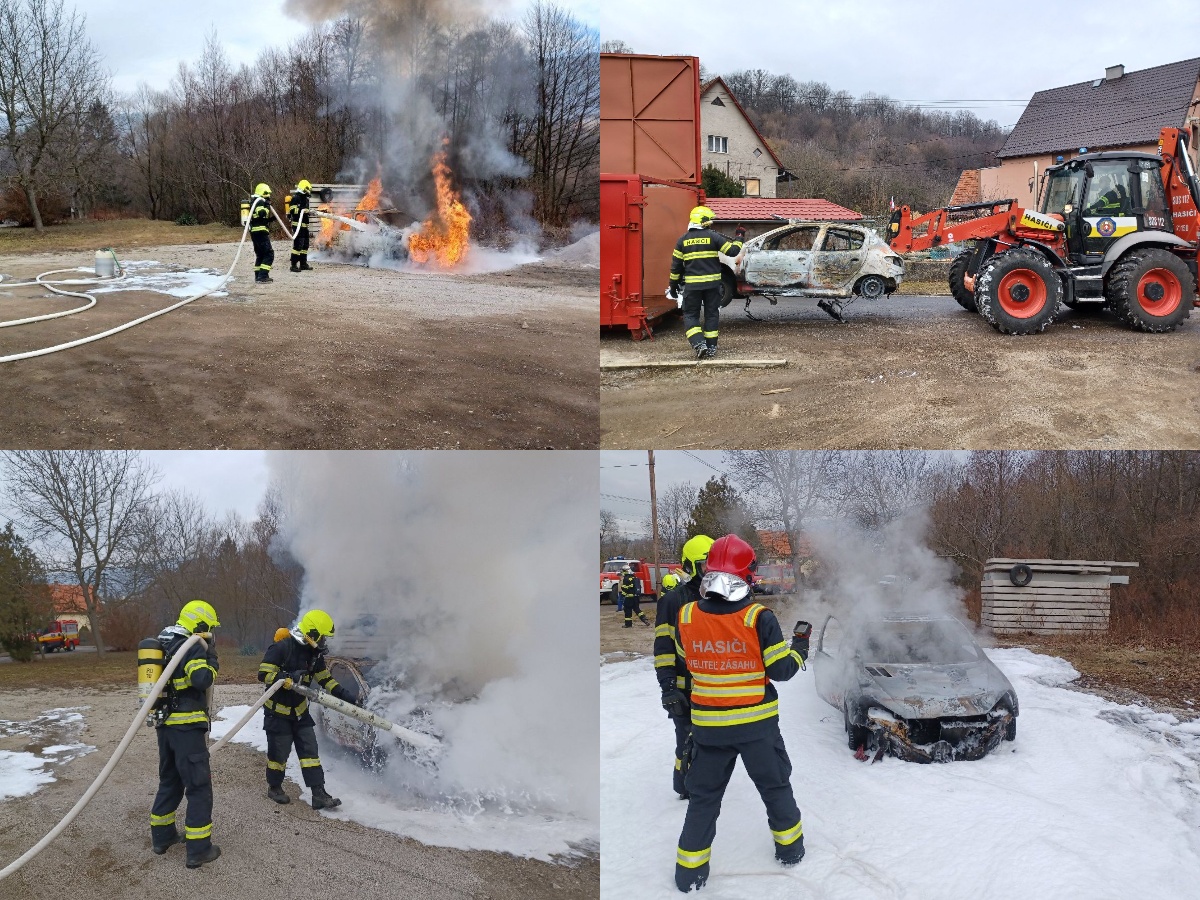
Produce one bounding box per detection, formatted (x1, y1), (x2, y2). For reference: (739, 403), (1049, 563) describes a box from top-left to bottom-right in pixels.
(267, 450), (598, 827)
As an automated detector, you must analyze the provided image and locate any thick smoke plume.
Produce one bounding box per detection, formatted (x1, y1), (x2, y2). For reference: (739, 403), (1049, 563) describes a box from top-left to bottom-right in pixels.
(267, 451), (598, 824)
(807, 511), (974, 634)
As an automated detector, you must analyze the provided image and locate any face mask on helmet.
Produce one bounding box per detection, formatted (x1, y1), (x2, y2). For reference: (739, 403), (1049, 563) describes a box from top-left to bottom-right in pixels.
(700, 570), (751, 603)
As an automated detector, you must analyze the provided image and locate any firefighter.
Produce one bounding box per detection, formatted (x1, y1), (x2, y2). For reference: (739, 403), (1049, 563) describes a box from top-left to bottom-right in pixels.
(667, 207), (745, 359)
(672, 535), (811, 893)
(655, 535), (713, 799)
(620, 565), (650, 628)
(257, 609), (361, 810)
(149, 600), (221, 869)
(250, 183), (275, 283)
(288, 179), (314, 273)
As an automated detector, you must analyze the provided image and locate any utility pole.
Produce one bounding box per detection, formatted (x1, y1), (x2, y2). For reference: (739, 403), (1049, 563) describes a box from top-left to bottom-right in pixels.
(649, 451), (660, 593)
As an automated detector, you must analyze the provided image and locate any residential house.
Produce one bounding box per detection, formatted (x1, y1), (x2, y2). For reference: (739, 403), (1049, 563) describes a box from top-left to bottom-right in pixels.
(952, 58), (1200, 207)
(700, 77), (790, 198)
(47, 583), (93, 633)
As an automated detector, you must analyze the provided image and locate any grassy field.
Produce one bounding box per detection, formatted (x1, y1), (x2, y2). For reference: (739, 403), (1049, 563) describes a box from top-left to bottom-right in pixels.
(0, 218), (240, 254)
(0, 647), (263, 689)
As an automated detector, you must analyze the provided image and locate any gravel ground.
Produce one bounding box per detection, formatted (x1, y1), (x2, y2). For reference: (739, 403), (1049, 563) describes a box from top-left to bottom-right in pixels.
(0, 685), (598, 900)
(601, 294), (1200, 449)
(0, 241), (597, 449)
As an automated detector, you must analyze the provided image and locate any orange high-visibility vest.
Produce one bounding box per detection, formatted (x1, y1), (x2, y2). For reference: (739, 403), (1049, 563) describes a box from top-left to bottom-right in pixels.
(678, 601), (767, 708)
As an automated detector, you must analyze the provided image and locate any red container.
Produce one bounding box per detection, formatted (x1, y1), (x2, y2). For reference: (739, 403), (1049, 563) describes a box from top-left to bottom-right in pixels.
(601, 174), (704, 339)
(600, 54), (702, 185)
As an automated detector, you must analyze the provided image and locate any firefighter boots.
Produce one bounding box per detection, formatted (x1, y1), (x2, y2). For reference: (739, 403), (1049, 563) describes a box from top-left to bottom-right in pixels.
(152, 829), (183, 855)
(300, 261), (314, 271)
(267, 785), (291, 805)
(311, 786), (342, 810)
(186, 844), (221, 869)
(290, 261), (301, 273)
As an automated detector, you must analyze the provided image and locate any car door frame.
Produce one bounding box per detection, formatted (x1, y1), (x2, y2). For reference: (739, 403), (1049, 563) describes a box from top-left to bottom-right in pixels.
(739, 224), (823, 294)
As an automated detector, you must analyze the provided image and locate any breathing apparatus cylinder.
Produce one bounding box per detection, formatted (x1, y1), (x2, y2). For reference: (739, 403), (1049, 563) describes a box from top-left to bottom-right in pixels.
(274, 626), (290, 643)
(240, 200), (250, 227)
(137, 638), (165, 706)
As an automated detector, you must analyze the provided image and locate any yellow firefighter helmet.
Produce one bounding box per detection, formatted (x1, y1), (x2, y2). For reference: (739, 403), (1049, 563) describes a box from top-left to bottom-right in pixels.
(681, 535), (715, 579)
(177, 600), (220, 634)
(688, 206), (715, 227)
(296, 179), (312, 193)
(254, 183), (272, 198)
(298, 609), (335, 648)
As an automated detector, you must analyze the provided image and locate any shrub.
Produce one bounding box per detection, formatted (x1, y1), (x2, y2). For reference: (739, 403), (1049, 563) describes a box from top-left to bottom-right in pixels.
(2, 635), (37, 662)
(174, 212), (199, 226)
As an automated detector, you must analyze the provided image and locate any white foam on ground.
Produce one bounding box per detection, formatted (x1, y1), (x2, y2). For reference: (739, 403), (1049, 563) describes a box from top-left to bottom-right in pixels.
(52, 261), (228, 298)
(0, 750), (55, 801)
(212, 702), (594, 861)
(601, 647), (1200, 899)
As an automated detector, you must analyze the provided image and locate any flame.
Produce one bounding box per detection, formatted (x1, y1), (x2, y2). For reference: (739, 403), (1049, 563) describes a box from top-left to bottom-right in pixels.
(408, 152), (471, 268)
(357, 178), (383, 217)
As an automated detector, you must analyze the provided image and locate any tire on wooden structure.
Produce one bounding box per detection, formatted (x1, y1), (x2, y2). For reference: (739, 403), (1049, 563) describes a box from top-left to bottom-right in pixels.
(1104, 248), (1194, 333)
(975, 247), (1063, 335)
(948, 252), (977, 312)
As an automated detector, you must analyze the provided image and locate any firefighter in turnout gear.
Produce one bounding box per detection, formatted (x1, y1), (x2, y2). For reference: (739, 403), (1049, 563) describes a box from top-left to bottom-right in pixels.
(250, 183), (275, 283)
(672, 535), (810, 893)
(148, 600), (221, 869)
(656, 535), (713, 799)
(620, 565), (650, 628)
(659, 572), (680, 598)
(668, 207), (744, 359)
(258, 609), (361, 810)
(287, 179), (313, 272)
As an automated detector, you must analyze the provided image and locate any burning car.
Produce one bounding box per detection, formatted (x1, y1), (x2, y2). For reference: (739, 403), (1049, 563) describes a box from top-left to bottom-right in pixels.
(812, 613), (1018, 763)
(719, 221), (905, 321)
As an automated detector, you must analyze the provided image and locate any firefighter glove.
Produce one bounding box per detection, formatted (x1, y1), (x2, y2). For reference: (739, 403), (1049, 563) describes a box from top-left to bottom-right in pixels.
(792, 619), (812, 663)
(734, 226), (746, 238)
(289, 669), (307, 685)
(667, 285), (680, 300)
(280, 676), (294, 689)
(661, 688), (689, 718)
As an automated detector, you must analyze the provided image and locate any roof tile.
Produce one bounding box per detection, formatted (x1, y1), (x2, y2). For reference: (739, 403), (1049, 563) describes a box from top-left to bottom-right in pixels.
(707, 197), (861, 221)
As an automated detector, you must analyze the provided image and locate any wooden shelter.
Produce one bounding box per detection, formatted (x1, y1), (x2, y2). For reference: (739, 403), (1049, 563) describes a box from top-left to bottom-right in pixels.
(980, 558), (1137, 635)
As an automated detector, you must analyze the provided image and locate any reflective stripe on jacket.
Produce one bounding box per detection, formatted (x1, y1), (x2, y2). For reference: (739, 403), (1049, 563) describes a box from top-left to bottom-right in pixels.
(669, 228), (743, 291)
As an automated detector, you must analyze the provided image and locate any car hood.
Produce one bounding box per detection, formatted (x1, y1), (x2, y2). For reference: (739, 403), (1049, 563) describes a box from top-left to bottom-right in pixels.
(858, 660), (1013, 719)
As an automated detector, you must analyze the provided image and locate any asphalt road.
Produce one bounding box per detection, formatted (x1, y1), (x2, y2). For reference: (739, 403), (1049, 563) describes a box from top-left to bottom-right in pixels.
(601, 293), (1200, 449)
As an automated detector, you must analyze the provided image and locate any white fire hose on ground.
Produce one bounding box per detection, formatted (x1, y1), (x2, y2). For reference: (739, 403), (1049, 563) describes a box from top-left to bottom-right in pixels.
(0, 640), (439, 882)
(0, 198), (267, 364)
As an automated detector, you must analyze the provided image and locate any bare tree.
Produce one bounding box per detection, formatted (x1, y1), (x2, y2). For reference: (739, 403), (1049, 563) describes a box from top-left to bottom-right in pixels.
(2, 450), (160, 654)
(725, 451), (846, 583)
(0, 0), (109, 230)
(656, 481), (696, 563)
(844, 451), (941, 531)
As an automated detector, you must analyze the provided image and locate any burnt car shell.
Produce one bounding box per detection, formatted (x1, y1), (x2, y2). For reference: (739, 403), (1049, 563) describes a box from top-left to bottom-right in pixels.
(720, 221), (904, 301)
(813, 614), (1018, 763)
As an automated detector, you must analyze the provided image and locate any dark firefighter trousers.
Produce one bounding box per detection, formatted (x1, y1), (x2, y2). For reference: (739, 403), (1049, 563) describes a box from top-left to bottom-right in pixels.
(291, 227), (309, 266)
(675, 727), (803, 891)
(251, 230), (274, 276)
(151, 726), (213, 860)
(265, 714), (327, 788)
(682, 287), (722, 351)
(624, 595), (647, 625)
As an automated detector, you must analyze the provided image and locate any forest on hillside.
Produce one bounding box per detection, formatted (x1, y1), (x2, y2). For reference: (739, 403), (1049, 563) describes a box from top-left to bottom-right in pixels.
(719, 68), (1007, 216)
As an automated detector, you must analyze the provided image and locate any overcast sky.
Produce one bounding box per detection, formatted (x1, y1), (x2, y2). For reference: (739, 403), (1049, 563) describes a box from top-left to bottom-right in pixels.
(84, 0), (598, 96)
(598, 0), (1200, 127)
(601, 450), (729, 536)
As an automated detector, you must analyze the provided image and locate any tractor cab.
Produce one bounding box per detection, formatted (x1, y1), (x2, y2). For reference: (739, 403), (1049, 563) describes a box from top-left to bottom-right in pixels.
(1040, 152), (1171, 262)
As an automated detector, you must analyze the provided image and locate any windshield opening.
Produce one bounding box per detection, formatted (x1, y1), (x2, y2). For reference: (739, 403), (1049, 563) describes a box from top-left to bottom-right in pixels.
(860, 620), (981, 665)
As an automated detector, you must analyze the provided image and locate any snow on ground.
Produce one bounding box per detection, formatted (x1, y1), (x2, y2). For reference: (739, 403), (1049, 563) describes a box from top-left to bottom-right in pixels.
(212, 704), (594, 861)
(601, 648), (1200, 900)
(0, 707), (96, 801)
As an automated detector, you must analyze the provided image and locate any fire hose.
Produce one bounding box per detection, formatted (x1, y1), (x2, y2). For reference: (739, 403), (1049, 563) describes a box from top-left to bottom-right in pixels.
(0, 638), (438, 881)
(0, 198), (265, 364)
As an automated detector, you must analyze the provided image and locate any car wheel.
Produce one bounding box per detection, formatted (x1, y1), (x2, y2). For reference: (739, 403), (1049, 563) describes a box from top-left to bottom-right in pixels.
(1009, 564), (1033, 587)
(857, 275), (886, 300)
(1004, 718), (1017, 741)
(609, 584), (620, 605)
(720, 270), (738, 308)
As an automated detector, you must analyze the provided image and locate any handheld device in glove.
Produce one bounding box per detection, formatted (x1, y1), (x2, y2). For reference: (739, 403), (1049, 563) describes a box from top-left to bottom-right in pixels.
(791, 619), (813, 667)
(661, 688), (689, 719)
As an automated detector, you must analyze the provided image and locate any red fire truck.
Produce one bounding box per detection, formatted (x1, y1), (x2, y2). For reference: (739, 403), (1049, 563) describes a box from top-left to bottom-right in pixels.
(37, 619), (80, 652)
(600, 558), (682, 604)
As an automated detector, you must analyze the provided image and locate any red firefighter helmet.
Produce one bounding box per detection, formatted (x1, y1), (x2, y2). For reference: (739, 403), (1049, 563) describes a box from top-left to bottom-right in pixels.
(705, 535), (757, 581)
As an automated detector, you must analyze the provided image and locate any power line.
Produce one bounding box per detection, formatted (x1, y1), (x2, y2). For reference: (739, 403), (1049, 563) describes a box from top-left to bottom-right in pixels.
(601, 492), (651, 505)
(681, 451), (729, 476)
(599, 463), (649, 469)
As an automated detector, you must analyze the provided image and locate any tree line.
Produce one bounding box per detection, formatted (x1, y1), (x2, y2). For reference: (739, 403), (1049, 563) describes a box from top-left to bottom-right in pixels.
(0, 451), (302, 660)
(719, 68), (1006, 217)
(0, 0), (598, 234)
(601, 451), (1200, 644)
